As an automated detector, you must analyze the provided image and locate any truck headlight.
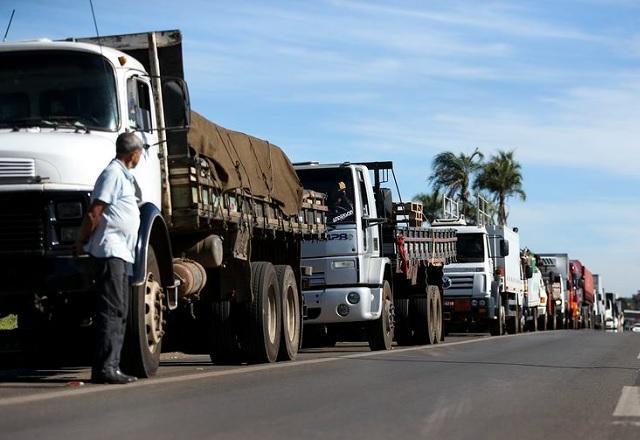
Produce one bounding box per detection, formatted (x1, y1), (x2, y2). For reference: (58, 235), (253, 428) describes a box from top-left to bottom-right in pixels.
(337, 304), (350, 317)
(347, 292), (360, 304)
(479, 299), (486, 306)
(60, 226), (80, 243)
(471, 299), (478, 307)
(57, 202), (83, 219)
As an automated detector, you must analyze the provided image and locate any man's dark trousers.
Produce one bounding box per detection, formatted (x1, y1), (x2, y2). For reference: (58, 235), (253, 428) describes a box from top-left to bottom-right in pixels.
(92, 257), (130, 376)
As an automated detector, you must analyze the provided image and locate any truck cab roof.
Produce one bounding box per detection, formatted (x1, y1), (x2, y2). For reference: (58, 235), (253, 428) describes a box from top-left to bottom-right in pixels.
(0, 40), (145, 72)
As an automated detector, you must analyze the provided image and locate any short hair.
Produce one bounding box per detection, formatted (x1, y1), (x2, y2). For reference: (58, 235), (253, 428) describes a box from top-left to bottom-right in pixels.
(116, 132), (144, 155)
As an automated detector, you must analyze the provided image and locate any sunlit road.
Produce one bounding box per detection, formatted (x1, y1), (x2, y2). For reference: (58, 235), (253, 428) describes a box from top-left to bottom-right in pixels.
(0, 330), (639, 439)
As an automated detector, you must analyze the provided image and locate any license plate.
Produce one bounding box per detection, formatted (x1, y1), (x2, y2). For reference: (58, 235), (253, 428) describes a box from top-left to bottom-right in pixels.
(454, 299), (471, 312)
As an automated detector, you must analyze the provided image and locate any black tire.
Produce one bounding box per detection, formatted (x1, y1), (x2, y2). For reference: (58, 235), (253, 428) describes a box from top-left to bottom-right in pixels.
(368, 281), (394, 351)
(393, 297), (414, 346)
(208, 300), (242, 364)
(506, 302), (519, 335)
(244, 262), (281, 363)
(489, 303), (505, 336)
(411, 285), (440, 345)
(122, 246), (163, 378)
(275, 265), (301, 361)
(434, 286), (444, 343)
(531, 308), (538, 332)
(538, 312), (547, 332)
(556, 312), (564, 330)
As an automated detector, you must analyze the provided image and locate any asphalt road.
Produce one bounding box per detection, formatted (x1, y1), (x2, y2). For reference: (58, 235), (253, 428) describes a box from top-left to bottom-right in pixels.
(0, 330), (638, 439)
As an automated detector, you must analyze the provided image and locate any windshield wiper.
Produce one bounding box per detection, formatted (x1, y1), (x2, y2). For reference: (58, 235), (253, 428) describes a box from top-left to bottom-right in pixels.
(45, 117), (91, 133)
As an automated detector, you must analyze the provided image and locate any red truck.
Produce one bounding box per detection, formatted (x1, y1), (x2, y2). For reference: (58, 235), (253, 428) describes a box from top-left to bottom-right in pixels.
(569, 260), (595, 329)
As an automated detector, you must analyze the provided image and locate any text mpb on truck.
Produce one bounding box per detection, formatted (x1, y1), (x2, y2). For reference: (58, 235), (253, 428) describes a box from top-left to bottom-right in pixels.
(432, 196), (525, 335)
(0, 30), (327, 376)
(295, 161), (456, 350)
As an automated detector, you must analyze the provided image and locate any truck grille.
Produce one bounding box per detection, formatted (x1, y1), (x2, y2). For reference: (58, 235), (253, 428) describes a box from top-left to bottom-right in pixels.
(445, 275), (474, 289)
(0, 158), (35, 178)
(0, 193), (45, 253)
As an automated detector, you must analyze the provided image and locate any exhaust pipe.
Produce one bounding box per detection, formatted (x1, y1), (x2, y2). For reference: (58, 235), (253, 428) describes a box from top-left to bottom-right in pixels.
(173, 258), (207, 298)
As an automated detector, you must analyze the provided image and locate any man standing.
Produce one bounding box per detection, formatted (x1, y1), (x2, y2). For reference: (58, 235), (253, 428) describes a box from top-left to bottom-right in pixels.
(75, 132), (144, 384)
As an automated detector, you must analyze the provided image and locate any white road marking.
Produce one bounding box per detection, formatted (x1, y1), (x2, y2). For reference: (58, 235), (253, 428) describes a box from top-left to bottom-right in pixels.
(613, 387), (640, 417)
(0, 332), (538, 407)
(637, 352), (640, 360)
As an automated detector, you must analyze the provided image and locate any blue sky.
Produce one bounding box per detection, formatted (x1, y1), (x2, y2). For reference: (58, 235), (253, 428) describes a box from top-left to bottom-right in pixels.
(5, 0), (640, 296)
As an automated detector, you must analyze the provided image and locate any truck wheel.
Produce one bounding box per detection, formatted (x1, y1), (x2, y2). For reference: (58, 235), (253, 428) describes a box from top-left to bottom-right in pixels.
(507, 304), (520, 335)
(275, 265), (300, 361)
(531, 308), (538, 332)
(245, 262), (281, 363)
(411, 285), (439, 345)
(368, 281), (394, 351)
(208, 300), (242, 364)
(122, 246), (163, 378)
(489, 305), (505, 336)
(538, 313), (547, 331)
(434, 286), (444, 343)
(394, 297), (413, 346)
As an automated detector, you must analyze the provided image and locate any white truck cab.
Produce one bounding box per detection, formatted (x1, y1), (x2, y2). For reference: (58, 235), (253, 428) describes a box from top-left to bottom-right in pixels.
(295, 163), (387, 325)
(432, 198), (524, 335)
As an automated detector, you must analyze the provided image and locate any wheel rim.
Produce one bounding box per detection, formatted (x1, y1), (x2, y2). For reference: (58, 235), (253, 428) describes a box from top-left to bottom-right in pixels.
(267, 286), (278, 344)
(285, 286), (296, 342)
(144, 271), (163, 352)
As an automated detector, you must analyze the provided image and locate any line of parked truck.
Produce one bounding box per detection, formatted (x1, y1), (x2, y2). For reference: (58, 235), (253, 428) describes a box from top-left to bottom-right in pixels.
(0, 29), (618, 378)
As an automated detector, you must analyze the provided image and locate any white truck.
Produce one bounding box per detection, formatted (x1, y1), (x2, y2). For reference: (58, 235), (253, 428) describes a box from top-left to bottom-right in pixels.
(538, 253), (570, 329)
(593, 274), (605, 329)
(521, 249), (548, 331)
(432, 198), (525, 335)
(294, 161), (457, 350)
(0, 30), (327, 375)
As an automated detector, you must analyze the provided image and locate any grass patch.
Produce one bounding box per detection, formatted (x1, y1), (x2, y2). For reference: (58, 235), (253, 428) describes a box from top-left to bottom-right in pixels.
(0, 314), (17, 330)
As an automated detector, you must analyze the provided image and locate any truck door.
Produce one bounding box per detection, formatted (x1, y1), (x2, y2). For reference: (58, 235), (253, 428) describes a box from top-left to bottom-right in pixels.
(126, 75), (161, 208)
(356, 169), (382, 287)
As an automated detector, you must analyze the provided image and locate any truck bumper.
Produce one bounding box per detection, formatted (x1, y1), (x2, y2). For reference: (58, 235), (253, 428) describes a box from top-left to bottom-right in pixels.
(0, 255), (95, 312)
(303, 286), (383, 324)
(443, 297), (496, 325)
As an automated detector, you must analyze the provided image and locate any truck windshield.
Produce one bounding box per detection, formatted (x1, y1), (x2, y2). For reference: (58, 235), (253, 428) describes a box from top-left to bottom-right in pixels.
(297, 168), (356, 224)
(0, 50), (118, 131)
(456, 233), (485, 263)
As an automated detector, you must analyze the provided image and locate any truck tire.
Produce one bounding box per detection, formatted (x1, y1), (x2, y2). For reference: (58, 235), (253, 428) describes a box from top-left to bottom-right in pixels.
(122, 246), (163, 378)
(275, 265), (300, 361)
(538, 313), (547, 332)
(411, 285), (440, 345)
(394, 297), (413, 346)
(507, 304), (520, 335)
(531, 308), (538, 332)
(556, 312), (564, 330)
(434, 286), (444, 343)
(208, 300), (242, 364)
(368, 280), (394, 351)
(489, 305), (505, 336)
(245, 262), (281, 363)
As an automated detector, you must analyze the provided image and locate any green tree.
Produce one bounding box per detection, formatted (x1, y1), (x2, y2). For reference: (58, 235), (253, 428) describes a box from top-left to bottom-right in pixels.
(474, 150), (526, 225)
(428, 148), (484, 219)
(413, 190), (442, 223)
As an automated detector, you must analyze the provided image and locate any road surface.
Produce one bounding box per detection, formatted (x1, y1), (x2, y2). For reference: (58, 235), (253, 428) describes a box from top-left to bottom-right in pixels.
(0, 330), (638, 439)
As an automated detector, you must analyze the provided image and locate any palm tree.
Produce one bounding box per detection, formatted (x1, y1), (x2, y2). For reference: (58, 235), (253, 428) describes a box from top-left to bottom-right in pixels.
(428, 148), (484, 219)
(413, 190), (442, 223)
(474, 150), (526, 225)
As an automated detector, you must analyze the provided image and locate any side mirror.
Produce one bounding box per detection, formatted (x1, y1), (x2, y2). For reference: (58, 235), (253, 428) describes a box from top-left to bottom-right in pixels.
(525, 266), (533, 279)
(500, 239), (510, 257)
(162, 78), (191, 130)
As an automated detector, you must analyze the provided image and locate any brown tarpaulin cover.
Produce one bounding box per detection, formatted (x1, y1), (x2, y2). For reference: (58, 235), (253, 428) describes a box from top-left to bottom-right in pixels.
(187, 111), (303, 216)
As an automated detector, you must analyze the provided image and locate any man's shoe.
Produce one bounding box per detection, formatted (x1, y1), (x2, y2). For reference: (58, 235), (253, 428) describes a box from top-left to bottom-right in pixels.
(92, 369), (138, 384)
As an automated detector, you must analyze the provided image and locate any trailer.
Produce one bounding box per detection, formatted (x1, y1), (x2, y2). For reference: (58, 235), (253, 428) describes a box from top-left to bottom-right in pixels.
(570, 260), (595, 329)
(0, 30), (326, 376)
(295, 161), (456, 350)
(538, 253), (570, 329)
